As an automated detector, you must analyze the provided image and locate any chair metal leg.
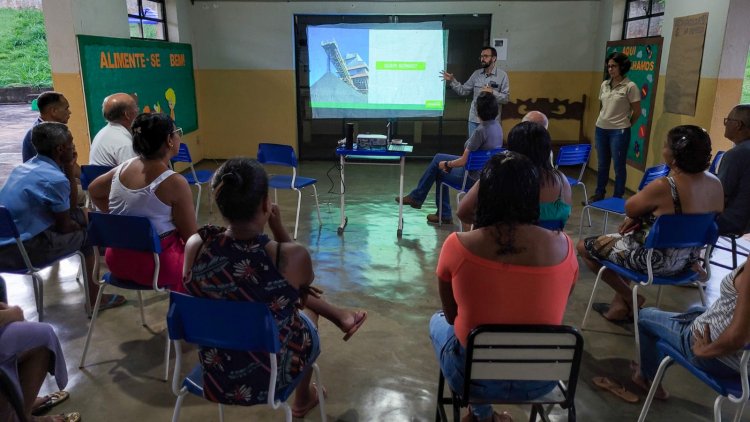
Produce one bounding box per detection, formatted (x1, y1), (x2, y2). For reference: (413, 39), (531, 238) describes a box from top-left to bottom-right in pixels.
(163, 333), (171, 382)
(580, 184), (592, 227)
(697, 281), (708, 306)
(218, 404), (224, 422)
(715, 395), (726, 422)
(283, 403), (293, 422)
(312, 185), (322, 226)
(312, 363), (327, 422)
(293, 189), (302, 240)
(31, 273), (43, 321)
(633, 285), (642, 367)
(451, 392), (460, 422)
(436, 371), (447, 422)
(603, 211), (609, 233)
(655, 286), (663, 308)
(732, 400), (747, 422)
(78, 251), (91, 317)
(138, 291), (146, 327)
(581, 266), (606, 330)
(637, 355), (673, 422)
(171, 389), (188, 422)
(80, 285), (107, 368)
(194, 184), (202, 223)
(438, 182), (444, 227)
(529, 404), (538, 422)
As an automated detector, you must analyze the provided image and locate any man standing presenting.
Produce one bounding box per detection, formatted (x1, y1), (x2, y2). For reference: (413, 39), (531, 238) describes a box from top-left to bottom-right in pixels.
(89, 93), (139, 166)
(717, 104), (750, 235)
(21, 91), (72, 162)
(440, 46), (510, 136)
(0, 123), (125, 312)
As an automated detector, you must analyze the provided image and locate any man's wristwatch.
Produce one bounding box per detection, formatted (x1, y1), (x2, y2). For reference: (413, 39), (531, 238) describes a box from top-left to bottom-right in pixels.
(444, 161), (451, 169)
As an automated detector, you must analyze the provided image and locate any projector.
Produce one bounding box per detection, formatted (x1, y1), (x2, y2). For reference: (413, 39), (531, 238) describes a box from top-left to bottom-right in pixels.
(356, 134), (388, 150)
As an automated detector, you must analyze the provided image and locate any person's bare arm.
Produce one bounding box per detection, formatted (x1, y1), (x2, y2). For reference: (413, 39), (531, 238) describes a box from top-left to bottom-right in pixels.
(182, 233), (204, 283)
(159, 175), (198, 242)
(456, 182), (479, 225)
(88, 168), (117, 212)
(438, 278), (458, 324)
(630, 101), (642, 126)
(268, 203), (292, 243)
(624, 177), (667, 218)
(693, 260), (750, 358)
(0, 305), (24, 327)
(441, 149), (471, 172)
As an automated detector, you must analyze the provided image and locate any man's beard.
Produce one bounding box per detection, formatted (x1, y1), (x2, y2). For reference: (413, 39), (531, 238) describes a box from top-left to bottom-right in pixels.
(480, 60), (491, 68)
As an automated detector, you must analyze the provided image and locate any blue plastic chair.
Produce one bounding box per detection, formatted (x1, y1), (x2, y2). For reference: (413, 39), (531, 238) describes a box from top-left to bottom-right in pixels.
(581, 213), (719, 365)
(555, 144), (592, 226)
(709, 151), (726, 175)
(438, 148), (505, 229)
(638, 341), (750, 422)
(578, 163), (670, 240)
(79, 212), (171, 381)
(0, 206), (89, 321)
(80, 165), (113, 208)
(257, 143), (322, 240)
(171, 143), (214, 222)
(167, 291), (327, 422)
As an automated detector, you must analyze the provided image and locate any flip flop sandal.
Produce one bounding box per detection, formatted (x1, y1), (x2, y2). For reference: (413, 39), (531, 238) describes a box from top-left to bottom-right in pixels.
(343, 311), (367, 341)
(592, 376), (639, 403)
(291, 383), (327, 418)
(32, 390), (70, 416)
(592, 303), (632, 324)
(494, 411), (514, 422)
(63, 412), (81, 422)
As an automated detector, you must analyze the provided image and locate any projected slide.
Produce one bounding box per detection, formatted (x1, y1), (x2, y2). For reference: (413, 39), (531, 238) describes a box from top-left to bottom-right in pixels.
(307, 22), (445, 119)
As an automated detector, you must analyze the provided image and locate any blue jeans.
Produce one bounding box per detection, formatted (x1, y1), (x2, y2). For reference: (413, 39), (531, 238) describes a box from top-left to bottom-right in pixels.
(409, 154), (471, 218)
(468, 121), (480, 137)
(429, 312), (556, 420)
(595, 126), (630, 198)
(638, 307), (737, 381)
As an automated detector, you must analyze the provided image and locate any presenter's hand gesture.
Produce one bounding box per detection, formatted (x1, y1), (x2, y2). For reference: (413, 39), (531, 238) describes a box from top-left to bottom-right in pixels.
(440, 70), (454, 82)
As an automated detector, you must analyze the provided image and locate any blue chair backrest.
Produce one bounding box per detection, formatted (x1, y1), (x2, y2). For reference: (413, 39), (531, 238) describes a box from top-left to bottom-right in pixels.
(538, 219), (565, 230)
(80, 165), (113, 190)
(172, 143), (193, 164)
(167, 291), (280, 353)
(555, 144), (591, 167)
(87, 212), (161, 253)
(257, 143), (298, 168)
(644, 213), (719, 249)
(638, 163), (670, 191)
(709, 151), (725, 175)
(0, 207), (20, 240)
(465, 148), (504, 172)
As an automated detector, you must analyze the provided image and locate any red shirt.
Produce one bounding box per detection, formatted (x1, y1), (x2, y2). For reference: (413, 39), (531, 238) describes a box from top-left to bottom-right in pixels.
(436, 232), (578, 346)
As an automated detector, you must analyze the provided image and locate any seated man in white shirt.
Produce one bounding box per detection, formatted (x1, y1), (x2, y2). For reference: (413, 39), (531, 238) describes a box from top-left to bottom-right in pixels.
(89, 93), (139, 166)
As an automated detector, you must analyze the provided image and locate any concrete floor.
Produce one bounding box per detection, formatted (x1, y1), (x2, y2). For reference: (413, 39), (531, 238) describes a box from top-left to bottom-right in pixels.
(1, 105), (749, 421)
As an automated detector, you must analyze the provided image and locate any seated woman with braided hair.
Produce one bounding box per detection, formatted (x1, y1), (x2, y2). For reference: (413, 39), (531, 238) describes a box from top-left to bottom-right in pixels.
(183, 158), (366, 417)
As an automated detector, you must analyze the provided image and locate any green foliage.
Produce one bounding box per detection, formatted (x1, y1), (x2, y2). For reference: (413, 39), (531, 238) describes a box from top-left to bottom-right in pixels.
(0, 8), (52, 88)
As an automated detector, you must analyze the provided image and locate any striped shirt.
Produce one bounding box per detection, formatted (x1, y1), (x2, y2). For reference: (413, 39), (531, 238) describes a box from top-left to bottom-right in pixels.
(692, 266), (747, 372)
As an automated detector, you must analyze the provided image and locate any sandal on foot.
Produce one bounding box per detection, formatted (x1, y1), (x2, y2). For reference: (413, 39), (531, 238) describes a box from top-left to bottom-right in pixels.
(592, 376), (639, 403)
(291, 383), (327, 418)
(592, 303), (631, 324)
(35, 413), (81, 422)
(32, 390), (70, 416)
(343, 311), (367, 341)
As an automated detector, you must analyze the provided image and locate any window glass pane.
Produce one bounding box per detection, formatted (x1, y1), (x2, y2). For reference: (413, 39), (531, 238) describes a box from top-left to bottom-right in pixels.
(627, 0), (648, 18)
(126, 0), (140, 15)
(648, 15), (663, 36)
(142, 0), (164, 20)
(625, 19), (649, 38)
(651, 0), (665, 14)
(129, 21), (143, 38)
(141, 20), (165, 40)
(742, 47), (750, 103)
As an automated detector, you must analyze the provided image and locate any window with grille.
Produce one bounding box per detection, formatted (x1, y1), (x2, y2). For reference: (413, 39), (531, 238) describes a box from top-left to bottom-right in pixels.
(623, 0), (664, 39)
(127, 0), (168, 41)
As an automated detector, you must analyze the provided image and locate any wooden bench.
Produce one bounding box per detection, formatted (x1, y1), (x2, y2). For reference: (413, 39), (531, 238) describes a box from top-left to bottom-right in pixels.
(501, 95), (590, 154)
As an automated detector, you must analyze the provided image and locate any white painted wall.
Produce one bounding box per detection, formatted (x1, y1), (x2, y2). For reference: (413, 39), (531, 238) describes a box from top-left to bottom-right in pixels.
(186, 1), (602, 72)
(718, 0), (750, 79)
(659, 0), (730, 77)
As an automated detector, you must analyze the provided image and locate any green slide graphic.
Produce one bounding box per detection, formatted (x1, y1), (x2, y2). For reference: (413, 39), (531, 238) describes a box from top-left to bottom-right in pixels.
(375, 61), (426, 71)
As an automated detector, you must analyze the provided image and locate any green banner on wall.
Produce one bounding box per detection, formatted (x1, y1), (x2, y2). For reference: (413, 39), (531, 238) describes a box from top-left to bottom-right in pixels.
(77, 35), (198, 141)
(605, 37), (663, 170)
